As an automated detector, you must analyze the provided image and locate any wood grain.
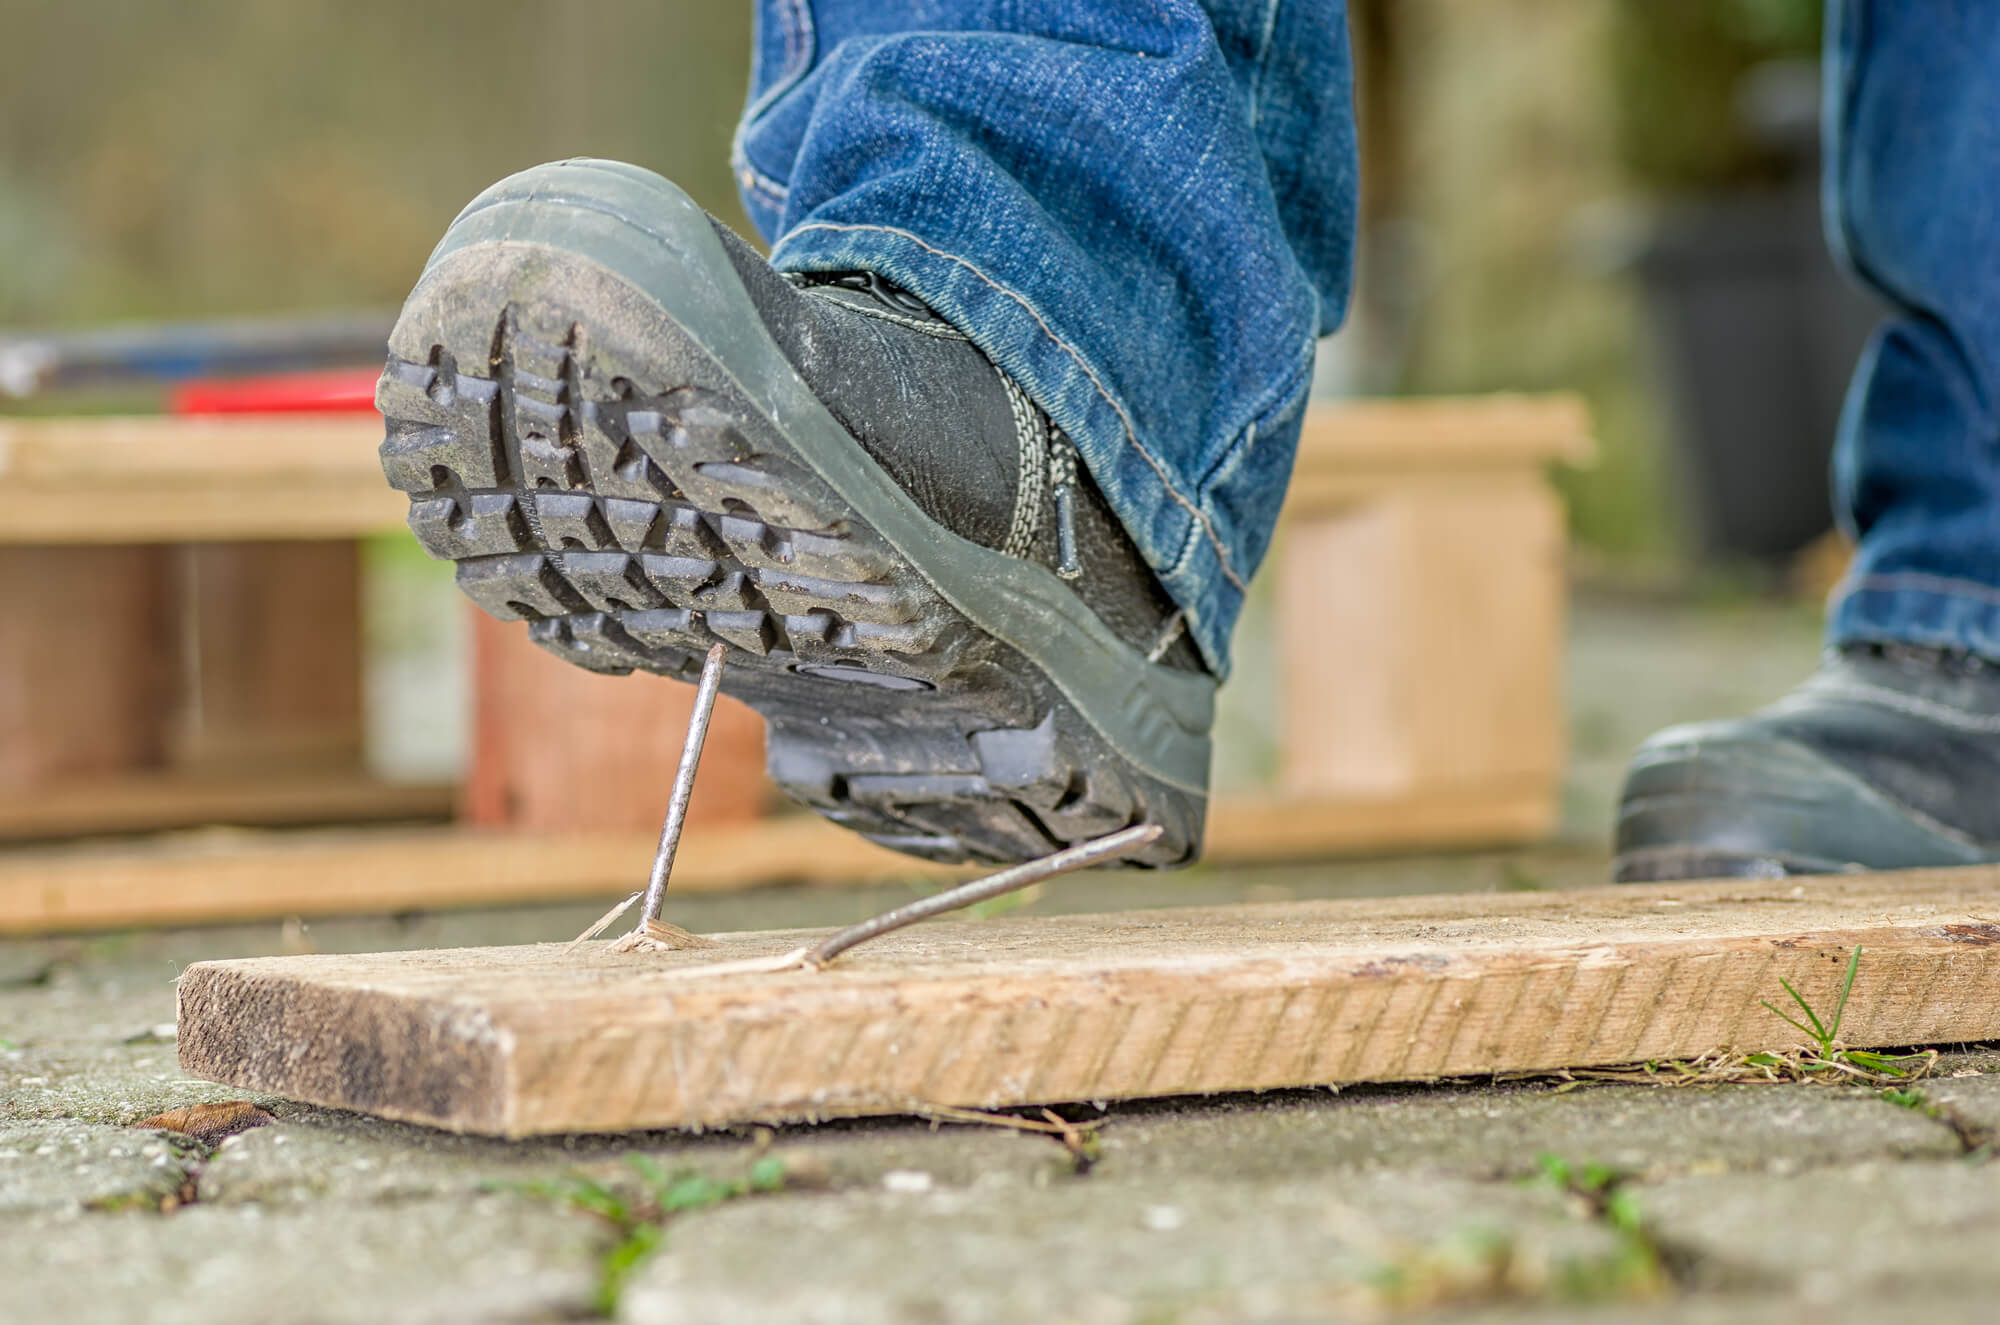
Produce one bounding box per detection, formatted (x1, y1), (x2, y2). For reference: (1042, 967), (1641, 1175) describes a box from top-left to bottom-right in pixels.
(178, 868), (2000, 1135)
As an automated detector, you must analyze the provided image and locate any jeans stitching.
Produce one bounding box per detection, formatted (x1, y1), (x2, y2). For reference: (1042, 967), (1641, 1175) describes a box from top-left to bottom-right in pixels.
(1844, 572), (2000, 611)
(778, 219), (1249, 591)
(733, 150), (791, 207)
(1164, 517), (1204, 580)
(740, 158), (792, 208)
(769, 0), (815, 89)
(1198, 336), (1315, 494)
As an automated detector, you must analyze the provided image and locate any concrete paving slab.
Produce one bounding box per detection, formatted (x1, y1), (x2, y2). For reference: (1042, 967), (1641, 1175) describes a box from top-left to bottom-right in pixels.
(1908, 1062), (2000, 1135)
(188, 1103), (1059, 1208)
(1638, 1160), (2000, 1301)
(0, 1117), (199, 1214)
(1094, 1078), (1958, 1183)
(621, 1171), (1631, 1325)
(0, 1199), (595, 1325)
(2, 1046), (255, 1128)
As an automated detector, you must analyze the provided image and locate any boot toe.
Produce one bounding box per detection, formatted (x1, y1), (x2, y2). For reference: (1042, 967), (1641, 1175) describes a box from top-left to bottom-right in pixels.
(1613, 720), (1988, 882)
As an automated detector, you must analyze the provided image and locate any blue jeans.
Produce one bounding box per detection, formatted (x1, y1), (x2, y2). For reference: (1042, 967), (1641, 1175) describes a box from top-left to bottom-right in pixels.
(733, 0), (1355, 674)
(1825, 0), (2000, 660)
(735, 1), (2000, 672)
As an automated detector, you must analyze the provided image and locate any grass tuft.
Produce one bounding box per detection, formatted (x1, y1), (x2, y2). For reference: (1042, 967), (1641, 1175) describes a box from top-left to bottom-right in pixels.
(496, 1153), (789, 1317)
(1520, 946), (1939, 1091)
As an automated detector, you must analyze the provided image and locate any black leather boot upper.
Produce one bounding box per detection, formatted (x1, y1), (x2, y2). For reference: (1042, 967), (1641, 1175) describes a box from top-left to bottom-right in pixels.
(1616, 642), (2000, 880)
(707, 221), (1204, 674)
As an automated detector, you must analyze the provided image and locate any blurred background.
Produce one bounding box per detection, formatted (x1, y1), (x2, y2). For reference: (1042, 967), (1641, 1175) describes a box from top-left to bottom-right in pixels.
(0, 0), (1856, 876)
(0, 0), (1862, 569)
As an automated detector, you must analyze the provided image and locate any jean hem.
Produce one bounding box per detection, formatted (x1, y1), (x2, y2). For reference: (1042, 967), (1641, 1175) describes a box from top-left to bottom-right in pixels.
(1829, 573), (2000, 662)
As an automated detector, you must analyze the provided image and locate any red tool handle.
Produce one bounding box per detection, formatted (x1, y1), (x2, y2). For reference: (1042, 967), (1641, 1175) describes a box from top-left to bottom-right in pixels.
(168, 367), (381, 415)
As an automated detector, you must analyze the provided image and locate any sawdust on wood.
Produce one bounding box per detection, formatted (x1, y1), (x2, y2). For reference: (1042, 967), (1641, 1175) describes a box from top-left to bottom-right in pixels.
(607, 918), (721, 954)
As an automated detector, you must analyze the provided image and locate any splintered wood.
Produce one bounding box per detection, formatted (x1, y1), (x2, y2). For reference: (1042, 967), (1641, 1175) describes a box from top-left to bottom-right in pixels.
(177, 868), (2000, 1137)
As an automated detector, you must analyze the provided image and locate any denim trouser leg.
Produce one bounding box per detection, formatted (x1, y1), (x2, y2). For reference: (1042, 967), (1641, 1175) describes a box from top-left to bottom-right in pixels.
(731, 1), (1358, 675)
(1825, 0), (2000, 658)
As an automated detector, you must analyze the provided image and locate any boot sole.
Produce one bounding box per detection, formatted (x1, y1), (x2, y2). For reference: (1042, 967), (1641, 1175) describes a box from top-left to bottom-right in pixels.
(376, 160), (1212, 866)
(1613, 732), (1992, 882)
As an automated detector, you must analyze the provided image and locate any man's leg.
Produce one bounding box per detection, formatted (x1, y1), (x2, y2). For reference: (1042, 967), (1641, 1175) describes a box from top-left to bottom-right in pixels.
(1616, 0), (2000, 880)
(735, 0), (1357, 671)
(375, 4), (1356, 866)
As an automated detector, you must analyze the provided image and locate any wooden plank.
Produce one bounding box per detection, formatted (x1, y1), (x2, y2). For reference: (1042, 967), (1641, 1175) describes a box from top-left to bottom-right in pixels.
(0, 770), (455, 841)
(461, 608), (769, 832)
(177, 867), (2000, 1135)
(0, 817), (966, 935)
(0, 487), (405, 544)
(0, 415), (385, 483)
(1207, 785), (1557, 858)
(1277, 475), (1566, 800)
(0, 787), (1552, 935)
(0, 403), (1592, 543)
(1294, 393), (1594, 474)
(0, 415), (401, 543)
(0, 403), (1587, 490)
(0, 545), (172, 787)
(169, 542), (365, 773)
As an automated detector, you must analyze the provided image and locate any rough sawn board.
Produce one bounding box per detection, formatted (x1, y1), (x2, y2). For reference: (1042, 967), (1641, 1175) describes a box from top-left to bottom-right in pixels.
(178, 869), (2000, 1136)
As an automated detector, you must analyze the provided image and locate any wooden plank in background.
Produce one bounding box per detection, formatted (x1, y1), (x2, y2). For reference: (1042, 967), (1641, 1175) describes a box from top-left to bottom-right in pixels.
(461, 609), (769, 832)
(178, 868), (2000, 1135)
(0, 415), (401, 544)
(0, 545), (173, 787)
(170, 542), (366, 773)
(0, 771), (454, 842)
(1278, 476), (1567, 800)
(0, 818), (964, 935)
(0, 401), (1593, 544)
(0, 787), (1554, 935)
(1294, 393), (1594, 477)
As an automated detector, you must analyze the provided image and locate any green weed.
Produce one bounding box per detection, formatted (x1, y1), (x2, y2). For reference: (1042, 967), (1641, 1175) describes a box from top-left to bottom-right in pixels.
(500, 1153), (787, 1317)
(1758, 946), (1936, 1083)
(1530, 1154), (1672, 1303)
(1356, 1156), (1671, 1310)
(1533, 947), (1942, 1090)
